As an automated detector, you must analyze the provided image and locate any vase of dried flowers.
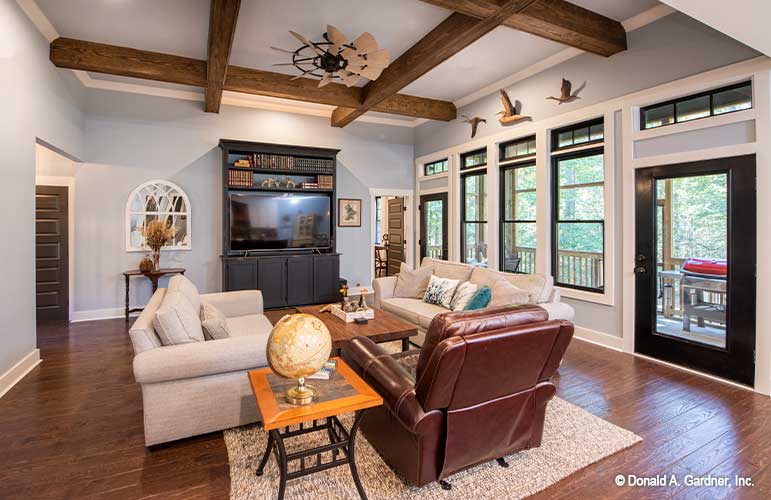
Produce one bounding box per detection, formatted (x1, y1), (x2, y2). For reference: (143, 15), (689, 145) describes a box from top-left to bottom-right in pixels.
(141, 218), (175, 271)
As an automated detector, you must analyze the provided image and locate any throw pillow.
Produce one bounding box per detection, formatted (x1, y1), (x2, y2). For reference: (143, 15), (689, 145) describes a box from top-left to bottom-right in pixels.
(488, 279), (531, 308)
(450, 281), (478, 311)
(168, 275), (201, 314)
(464, 286), (491, 310)
(393, 262), (434, 299)
(200, 302), (231, 340)
(423, 275), (460, 309)
(153, 291), (205, 346)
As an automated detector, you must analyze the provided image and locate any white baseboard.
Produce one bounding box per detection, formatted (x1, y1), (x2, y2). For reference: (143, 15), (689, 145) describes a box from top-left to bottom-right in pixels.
(572, 326), (624, 352)
(71, 307), (138, 323)
(0, 349), (41, 398)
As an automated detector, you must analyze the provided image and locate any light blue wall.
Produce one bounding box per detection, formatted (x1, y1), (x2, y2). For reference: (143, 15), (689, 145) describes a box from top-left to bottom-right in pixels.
(0, 0), (84, 376)
(413, 12), (760, 338)
(415, 13), (759, 156)
(75, 90), (414, 313)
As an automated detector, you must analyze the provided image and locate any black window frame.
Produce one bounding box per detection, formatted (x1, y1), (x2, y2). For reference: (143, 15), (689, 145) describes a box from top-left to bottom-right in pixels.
(551, 146), (606, 293)
(551, 118), (604, 152)
(499, 135), (537, 163)
(460, 168), (488, 267)
(424, 158), (448, 177)
(499, 161), (536, 274)
(640, 81), (752, 131)
(460, 148), (487, 171)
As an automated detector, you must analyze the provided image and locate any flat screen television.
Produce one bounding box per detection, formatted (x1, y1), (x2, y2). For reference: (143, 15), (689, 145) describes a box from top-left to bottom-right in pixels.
(229, 192), (332, 251)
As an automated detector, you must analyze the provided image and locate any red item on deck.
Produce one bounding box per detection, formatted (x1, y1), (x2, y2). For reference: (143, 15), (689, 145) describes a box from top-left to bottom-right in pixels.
(682, 258), (727, 276)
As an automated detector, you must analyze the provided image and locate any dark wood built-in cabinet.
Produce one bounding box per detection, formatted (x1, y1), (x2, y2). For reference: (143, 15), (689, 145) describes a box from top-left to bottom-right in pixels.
(218, 140), (341, 307)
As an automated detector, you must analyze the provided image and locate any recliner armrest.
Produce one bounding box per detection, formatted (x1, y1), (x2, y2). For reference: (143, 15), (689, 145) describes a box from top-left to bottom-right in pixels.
(343, 337), (433, 433)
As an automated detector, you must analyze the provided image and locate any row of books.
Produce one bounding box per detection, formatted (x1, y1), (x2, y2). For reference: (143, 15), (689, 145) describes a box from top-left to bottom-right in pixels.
(231, 154), (334, 174)
(228, 169), (252, 188)
(318, 175), (333, 189)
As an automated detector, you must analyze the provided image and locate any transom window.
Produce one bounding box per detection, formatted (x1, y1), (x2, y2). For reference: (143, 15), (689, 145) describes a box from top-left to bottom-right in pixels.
(424, 159), (448, 176)
(126, 180), (191, 251)
(551, 118), (604, 151)
(500, 162), (536, 274)
(460, 148), (487, 170)
(641, 81), (752, 130)
(500, 136), (536, 163)
(461, 170), (487, 267)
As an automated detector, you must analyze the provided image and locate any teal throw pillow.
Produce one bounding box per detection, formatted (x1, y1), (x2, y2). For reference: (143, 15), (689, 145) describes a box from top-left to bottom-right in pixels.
(464, 286), (491, 310)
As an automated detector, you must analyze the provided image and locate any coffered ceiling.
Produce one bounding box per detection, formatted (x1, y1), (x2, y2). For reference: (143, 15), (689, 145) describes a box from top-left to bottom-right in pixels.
(32, 0), (664, 126)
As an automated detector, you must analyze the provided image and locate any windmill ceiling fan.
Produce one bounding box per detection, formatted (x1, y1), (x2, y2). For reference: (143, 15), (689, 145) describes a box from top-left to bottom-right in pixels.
(271, 25), (390, 88)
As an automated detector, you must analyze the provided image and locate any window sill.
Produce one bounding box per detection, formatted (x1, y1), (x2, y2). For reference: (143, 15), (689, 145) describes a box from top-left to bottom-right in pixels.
(556, 285), (615, 307)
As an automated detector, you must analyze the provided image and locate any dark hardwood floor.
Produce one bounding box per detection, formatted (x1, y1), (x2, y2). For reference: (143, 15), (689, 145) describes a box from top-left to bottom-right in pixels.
(1, 317), (769, 499)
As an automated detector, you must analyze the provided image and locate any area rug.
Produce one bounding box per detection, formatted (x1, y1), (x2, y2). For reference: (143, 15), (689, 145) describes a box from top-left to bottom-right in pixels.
(224, 397), (641, 500)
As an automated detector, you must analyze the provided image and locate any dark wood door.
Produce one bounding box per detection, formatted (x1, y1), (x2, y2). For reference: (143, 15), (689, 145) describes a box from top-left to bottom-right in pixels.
(419, 192), (448, 262)
(386, 197), (405, 275)
(36, 186), (69, 322)
(287, 256), (314, 305)
(635, 155), (756, 386)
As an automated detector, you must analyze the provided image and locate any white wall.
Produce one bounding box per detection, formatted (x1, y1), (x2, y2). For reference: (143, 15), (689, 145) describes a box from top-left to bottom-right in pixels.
(0, 0), (84, 386)
(69, 90), (414, 318)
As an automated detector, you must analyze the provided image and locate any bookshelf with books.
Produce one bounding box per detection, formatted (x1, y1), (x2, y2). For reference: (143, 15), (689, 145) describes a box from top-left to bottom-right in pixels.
(218, 140), (341, 307)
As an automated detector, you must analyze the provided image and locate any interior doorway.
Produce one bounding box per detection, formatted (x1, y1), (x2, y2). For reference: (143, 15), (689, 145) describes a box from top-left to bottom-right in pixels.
(386, 197), (406, 275)
(419, 192), (448, 261)
(634, 155), (756, 386)
(35, 185), (69, 322)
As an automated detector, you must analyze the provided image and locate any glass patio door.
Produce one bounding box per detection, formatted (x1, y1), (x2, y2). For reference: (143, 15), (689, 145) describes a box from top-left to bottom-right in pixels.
(634, 155), (756, 385)
(419, 193), (448, 261)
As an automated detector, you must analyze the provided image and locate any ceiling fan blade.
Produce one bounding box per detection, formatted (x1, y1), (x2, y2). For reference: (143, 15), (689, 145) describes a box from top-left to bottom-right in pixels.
(289, 30), (325, 56)
(326, 25), (347, 53)
(347, 65), (384, 81)
(270, 46), (296, 54)
(336, 70), (360, 87)
(351, 32), (378, 54)
(318, 72), (335, 88)
(362, 49), (390, 67)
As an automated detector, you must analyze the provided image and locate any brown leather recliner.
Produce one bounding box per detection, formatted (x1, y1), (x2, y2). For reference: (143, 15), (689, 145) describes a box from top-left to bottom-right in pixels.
(342, 304), (573, 488)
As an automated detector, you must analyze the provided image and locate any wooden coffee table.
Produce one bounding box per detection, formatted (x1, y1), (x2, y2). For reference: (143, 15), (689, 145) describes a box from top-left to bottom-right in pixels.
(248, 358), (383, 500)
(296, 304), (418, 353)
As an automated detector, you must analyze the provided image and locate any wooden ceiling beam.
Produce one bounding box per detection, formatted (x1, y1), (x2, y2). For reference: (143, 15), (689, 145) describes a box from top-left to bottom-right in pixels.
(419, 0), (627, 57)
(49, 38), (456, 122)
(330, 0), (531, 128)
(205, 0), (241, 113)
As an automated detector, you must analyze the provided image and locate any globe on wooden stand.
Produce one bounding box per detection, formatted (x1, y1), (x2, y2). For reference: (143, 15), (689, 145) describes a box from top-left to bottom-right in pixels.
(266, 313), (332, 406)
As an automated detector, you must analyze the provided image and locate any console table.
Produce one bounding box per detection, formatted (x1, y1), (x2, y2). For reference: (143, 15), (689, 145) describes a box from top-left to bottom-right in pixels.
(123, 268), (186, 321)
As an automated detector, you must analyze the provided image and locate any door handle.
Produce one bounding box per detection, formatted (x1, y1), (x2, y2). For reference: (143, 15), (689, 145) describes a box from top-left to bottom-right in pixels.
(634, 266), (647, 275)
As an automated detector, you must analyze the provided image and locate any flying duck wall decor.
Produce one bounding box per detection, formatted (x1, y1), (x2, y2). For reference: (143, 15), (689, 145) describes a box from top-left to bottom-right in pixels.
(497, 89), (531, 125)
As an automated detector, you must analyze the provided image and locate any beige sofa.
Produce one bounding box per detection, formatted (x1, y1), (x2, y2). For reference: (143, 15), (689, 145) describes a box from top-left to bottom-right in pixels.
(373, 257), (575, 345)
(129, 287), (273, 446)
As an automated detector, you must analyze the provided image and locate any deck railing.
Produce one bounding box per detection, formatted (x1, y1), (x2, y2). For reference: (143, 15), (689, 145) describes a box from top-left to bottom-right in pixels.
(556, 250), (604, 289)
(425, 245), (443, 259)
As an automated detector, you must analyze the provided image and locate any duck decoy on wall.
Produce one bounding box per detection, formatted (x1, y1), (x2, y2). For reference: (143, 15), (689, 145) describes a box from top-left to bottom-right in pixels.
(546, 78), (585, 104)
(462, 115), (487, 138)
(497, 89), (531, 125)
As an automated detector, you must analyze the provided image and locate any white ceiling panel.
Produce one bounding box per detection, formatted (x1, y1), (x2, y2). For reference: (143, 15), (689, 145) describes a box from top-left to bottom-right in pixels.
(36, 0), (210, 59)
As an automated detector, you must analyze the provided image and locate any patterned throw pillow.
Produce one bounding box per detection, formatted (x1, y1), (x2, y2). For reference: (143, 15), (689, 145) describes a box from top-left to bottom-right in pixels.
(450, 281), (478, 311)
(464, 286), (492, 310)
(423, 275), (460, 309)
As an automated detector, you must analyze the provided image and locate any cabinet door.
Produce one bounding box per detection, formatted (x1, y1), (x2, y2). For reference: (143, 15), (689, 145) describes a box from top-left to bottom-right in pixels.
(314, 255), (340, 303)
(224, 260), (257, 291)
(257, 257), (287, 308)
(287, 256), (315, 305)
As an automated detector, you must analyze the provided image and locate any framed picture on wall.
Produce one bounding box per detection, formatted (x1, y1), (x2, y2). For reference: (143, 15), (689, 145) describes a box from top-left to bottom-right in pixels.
(338, 198), (362, 227)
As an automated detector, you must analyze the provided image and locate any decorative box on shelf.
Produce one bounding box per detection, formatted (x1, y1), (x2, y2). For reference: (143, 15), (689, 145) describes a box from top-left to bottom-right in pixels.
(331, 305), (374, 323)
